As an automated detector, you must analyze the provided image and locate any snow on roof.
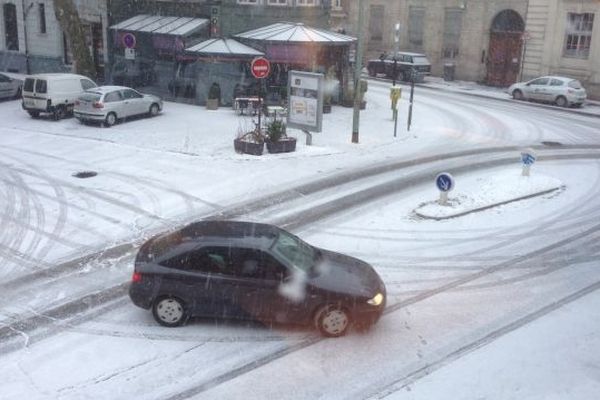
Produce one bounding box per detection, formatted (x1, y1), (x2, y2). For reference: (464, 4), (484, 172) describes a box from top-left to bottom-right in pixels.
(185, 38), (264, 57)
(234, 22), (356, 44)
(109, 15), (209, 36)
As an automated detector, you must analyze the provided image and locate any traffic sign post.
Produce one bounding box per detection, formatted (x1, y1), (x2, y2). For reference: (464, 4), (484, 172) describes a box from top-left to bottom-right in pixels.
(520, 149), (536, 177)
(250, 57), (271, 135)
(435, 172), (455, 206)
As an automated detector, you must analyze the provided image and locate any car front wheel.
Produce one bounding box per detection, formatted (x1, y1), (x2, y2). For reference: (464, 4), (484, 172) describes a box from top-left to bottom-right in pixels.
(314, 305), (351, 338)
(149, 103), (160, 117)
(512, 89), (524, 100)
(152, 297), (188, 327)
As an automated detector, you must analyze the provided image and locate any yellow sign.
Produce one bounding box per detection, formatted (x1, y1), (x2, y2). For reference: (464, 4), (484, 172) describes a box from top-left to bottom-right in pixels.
(390, 87), (401, 110)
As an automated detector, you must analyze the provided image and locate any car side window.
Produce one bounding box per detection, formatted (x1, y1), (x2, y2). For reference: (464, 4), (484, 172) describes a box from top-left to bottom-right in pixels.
(550, 79), (564, 86)
(529, 78), (549, 86)
(35, 79), (47, 93)
(159, 247), (231, 274)
(123, 89), (142, 99)
(233, 249), (286, 281)
(104, 91), (123, 103)
(81, 79), (96, 90)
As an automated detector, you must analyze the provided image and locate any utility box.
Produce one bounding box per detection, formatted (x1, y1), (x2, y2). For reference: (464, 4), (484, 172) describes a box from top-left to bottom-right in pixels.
(443, 63), (455, 81)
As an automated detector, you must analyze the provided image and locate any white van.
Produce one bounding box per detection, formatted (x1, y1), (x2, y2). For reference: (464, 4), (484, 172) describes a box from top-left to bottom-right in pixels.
(21, 73), (97, 120)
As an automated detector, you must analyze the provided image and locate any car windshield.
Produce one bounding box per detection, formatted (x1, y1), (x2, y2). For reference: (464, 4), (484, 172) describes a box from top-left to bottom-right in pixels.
(271, 230), (316, 273)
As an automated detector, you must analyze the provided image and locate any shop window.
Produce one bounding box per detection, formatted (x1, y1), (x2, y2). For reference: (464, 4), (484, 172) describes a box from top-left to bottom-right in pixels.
(297, 0), (319, 6)
(267, 0), (288, 5)
(3, 3), (19, 51)
(564, 13), (594, 59)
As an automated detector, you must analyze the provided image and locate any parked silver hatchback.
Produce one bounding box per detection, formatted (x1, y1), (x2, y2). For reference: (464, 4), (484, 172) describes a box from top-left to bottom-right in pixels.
(507, 76), (587, 108)
(74, 85), (162, 127)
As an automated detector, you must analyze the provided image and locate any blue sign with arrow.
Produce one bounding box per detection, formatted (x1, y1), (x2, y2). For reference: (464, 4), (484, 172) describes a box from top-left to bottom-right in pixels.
(435, 173), (455, 192)
(521, 152), (536, 166)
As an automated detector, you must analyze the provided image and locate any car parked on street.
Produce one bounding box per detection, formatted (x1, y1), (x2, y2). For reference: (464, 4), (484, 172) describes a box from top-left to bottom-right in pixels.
(21, 73), (97, 120)
(129, 220), (386, 337)
(507, 76), (587, 107)
(74, 86), (162, 127)
(0, 72), (23, 100)
(367, 51), (431, 82)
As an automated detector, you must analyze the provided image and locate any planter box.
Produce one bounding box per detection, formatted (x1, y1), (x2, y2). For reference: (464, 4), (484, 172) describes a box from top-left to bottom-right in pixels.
(206, 98), (219, 110)
(234, 138), (264, 156)
(266, 137), (297, 153)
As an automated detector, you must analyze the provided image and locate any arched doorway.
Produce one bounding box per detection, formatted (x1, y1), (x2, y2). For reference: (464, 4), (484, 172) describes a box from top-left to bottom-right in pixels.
(486, 10), (524, 86)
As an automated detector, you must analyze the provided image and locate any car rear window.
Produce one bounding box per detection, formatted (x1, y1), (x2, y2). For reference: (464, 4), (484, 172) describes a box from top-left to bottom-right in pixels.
(568, 80), (583, 89)
(79, 93), (101, 102)
(24, 78), (34, 92)
(35, 79), (47, 94)
(412, 56), (430, 65)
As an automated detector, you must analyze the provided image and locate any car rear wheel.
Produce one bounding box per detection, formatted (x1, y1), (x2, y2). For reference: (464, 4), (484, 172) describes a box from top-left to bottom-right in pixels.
(149, 103), (160, 117)
(314, 305), (351, 338)
(512, 89), (524, 100)
(152, 297), (188, 327)
(555, 95), (568, 107)
(53, 106), (66, 121)
(104, 112), (117, 127)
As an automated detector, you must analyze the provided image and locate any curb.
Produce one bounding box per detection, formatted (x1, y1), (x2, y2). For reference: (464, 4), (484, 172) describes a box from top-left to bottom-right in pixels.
(414, 186), (563, 220)
(365, 75), (600, 119)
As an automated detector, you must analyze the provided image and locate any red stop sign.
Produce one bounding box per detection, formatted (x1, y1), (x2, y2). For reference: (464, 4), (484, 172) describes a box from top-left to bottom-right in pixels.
(251, 57), (271, 79)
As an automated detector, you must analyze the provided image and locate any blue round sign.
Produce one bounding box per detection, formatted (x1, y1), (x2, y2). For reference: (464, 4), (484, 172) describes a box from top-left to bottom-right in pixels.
(435, 173), (455, 192)
(122, 32), (136, 49)
(521, 152), (536, 166)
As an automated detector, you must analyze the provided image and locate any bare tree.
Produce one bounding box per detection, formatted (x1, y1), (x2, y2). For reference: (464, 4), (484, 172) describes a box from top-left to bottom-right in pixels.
(54, 0), (96, 78)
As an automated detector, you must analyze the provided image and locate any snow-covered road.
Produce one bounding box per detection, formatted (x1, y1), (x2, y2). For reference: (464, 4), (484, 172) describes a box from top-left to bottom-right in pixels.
(0, 84), (599, 399)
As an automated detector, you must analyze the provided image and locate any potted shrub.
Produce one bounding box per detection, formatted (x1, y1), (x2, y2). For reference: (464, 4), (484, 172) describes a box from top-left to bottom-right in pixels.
(234, 125), (265, 156)
(206, 82), (220, 110)
(265, 119), (296, 153)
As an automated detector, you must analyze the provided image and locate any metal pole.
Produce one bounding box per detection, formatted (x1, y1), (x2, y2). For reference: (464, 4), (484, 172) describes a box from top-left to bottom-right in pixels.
(258, 79), (262, 134)
(22, 0), (32, 74)
(351, 0), (366, 144)
(407, 69), (415, 131)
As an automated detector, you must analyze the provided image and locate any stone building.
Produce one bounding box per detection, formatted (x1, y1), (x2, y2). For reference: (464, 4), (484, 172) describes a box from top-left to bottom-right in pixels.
(0, 0), (109, 79)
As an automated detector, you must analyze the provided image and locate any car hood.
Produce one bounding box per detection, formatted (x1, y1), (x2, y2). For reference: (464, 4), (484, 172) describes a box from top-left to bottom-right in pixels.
(308, 248), (384, 298)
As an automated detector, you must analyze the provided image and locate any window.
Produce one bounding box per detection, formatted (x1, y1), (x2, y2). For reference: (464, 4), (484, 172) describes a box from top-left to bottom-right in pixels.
(24, 78), (35, 92)
(267, 0), (288, 5)
(408, 7), (425, 48)
(529, 78), (549, 86)
(63, 34), (73, 65)
(296, 0), (319, 6)
(123, 89), (142, 99)
(232, 249), (286, 280)
(3, 3), (19, 51)
(442, 8), (463, 59)
(39, 3), (47, 34)
(35, 79), (47, 94)
(104, 91), (123, 103)
(550, 79), (564, 87)
(332, 0), (342, 10)
(369, 5), (384, 41)
(564, 13), (594, 58)
(237, 0), (259, 4)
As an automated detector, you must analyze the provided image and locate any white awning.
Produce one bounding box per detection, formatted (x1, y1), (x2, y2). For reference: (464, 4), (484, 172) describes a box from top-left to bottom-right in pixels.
(110, 15), (209, 36)
(186, 38), (264, 57)
(235, 22), (355, 44)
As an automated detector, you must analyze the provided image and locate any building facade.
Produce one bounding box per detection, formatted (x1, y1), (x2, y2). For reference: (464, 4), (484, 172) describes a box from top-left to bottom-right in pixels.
(0, 0), (109, 79)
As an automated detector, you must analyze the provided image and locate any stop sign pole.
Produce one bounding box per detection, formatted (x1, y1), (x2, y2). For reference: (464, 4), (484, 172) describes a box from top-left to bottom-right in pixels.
(250, 57), (271, 135)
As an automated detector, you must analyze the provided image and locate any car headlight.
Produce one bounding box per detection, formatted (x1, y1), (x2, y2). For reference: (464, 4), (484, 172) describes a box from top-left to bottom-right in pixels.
(367, 293), (384, 306)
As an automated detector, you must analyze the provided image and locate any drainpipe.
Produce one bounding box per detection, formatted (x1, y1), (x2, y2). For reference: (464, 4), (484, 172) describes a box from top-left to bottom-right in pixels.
(22, 0), (34, 74)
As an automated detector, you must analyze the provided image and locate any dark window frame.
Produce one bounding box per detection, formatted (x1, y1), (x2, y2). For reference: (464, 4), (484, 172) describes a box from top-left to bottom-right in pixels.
(38, 3), (47, 34)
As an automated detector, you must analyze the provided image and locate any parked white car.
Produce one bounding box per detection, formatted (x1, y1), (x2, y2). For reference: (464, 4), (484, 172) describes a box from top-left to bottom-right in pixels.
(507, 76), (587, 107)
(0, 72), (23, 100)
(22, 73), (97, 119)
(74, 86), (162, 127)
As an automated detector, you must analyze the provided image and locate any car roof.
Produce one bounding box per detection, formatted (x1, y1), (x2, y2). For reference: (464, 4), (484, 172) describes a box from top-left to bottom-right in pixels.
(396, 52), (427, 56)
(145, 221), (280, 258)
(24, 73), (92, 80)
(87, 85), (132, 94)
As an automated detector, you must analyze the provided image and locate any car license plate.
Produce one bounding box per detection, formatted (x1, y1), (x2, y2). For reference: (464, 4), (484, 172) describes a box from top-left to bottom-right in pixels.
(24, 99), (34, 107)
